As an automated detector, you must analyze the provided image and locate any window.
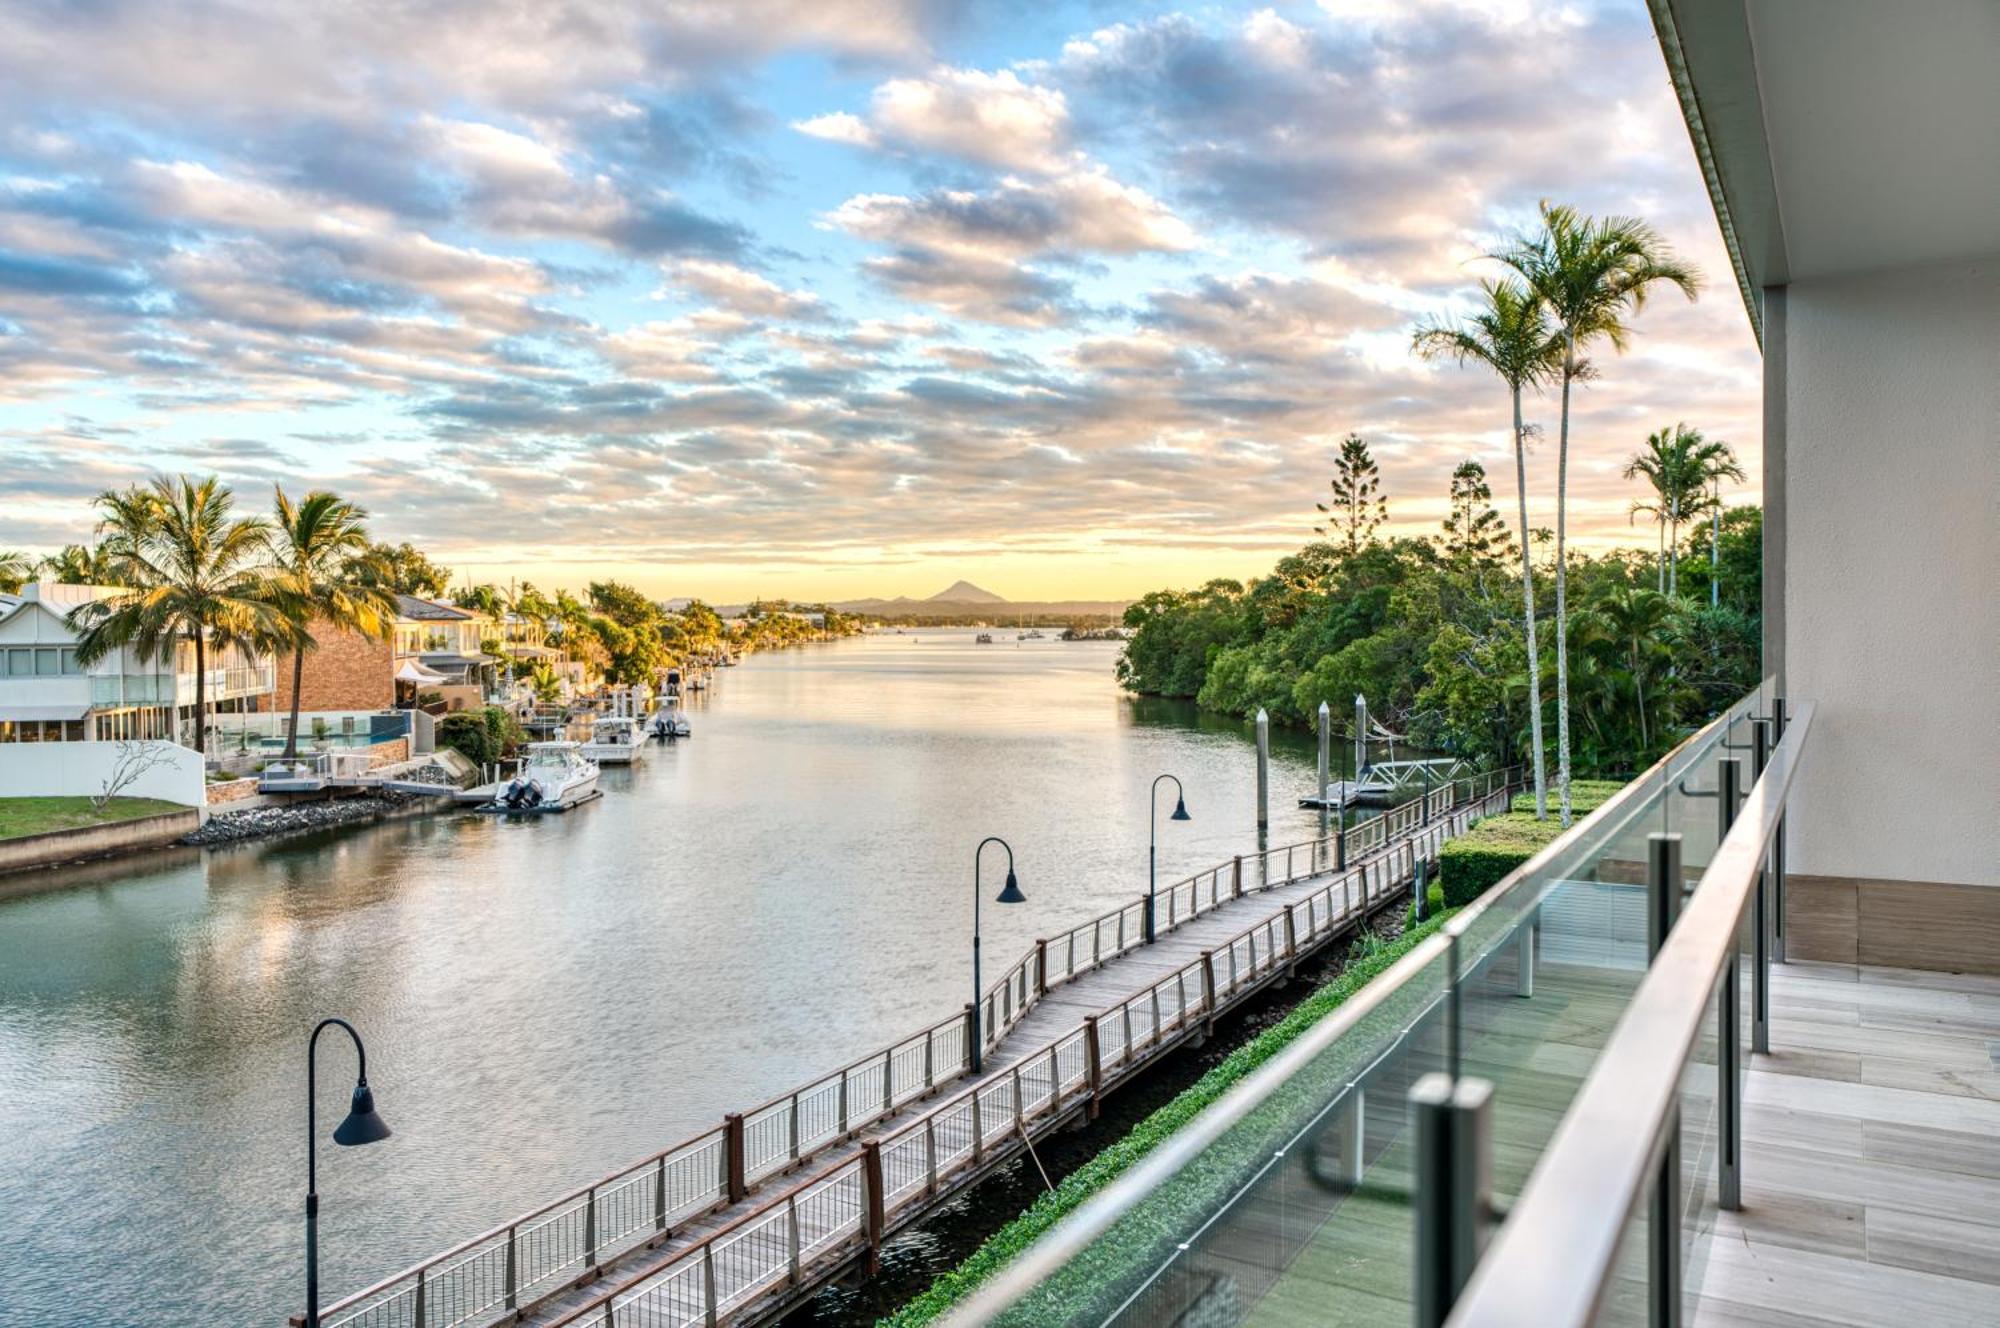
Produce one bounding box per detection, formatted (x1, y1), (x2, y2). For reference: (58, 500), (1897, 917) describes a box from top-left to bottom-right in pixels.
(35, 648), (59, 676)
(61, 648), (81, 675)
(6, 648), (30, 677)
(62, 720), (84, 742)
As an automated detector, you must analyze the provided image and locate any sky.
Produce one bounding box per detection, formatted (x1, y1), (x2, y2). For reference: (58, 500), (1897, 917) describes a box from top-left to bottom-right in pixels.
(0, 0), (1761, 603)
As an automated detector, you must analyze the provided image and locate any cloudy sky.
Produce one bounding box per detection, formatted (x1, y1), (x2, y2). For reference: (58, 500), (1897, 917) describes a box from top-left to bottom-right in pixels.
(0, 0), (1759, 602)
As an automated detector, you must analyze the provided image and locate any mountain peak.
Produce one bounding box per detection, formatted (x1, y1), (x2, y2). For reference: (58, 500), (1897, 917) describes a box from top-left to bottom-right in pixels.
(929, 580), (1006, 604)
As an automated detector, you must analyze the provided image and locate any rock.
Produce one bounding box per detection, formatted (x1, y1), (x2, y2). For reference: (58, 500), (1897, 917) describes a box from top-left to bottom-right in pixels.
(181, 790), (440, 847)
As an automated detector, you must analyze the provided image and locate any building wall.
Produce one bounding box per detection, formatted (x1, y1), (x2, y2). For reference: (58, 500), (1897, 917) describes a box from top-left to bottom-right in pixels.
(0, 739), (205, 806)
(1782, 258), (2000, 886)
(273, 621), (393, 713)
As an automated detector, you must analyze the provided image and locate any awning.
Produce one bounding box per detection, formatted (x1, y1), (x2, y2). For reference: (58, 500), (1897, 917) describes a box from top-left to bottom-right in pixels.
(394, 661), (450, 684)
(0, 704), (90, 722)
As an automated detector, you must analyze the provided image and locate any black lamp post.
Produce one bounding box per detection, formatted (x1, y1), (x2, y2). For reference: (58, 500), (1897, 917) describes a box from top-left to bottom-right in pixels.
(972, 837), (1026, 1074)
(305, 1018), (392, 1328)
(1145, 774), (1192, 944)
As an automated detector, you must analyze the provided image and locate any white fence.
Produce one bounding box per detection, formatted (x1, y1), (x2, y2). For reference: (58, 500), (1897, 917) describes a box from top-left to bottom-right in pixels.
(0, 740), (205, 807)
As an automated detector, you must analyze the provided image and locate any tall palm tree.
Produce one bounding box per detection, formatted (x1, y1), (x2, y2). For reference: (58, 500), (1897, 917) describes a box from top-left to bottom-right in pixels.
(1493, 203), (1699, 825)
(0, 550), (33, 594)
(1412, 278), (1564, 818)
(65, 476), (274, 754)
(1624, 425), (1743, 597)
(40, 543), (115, 585)
(265, 487), (397, 762)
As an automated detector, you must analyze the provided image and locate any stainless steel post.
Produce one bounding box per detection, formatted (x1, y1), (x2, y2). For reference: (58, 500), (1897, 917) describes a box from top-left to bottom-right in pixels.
(1317, 700), (1332, 837)
(1772, 697), (1788, 962)
(1648, 833), (1684, 1327)
(1752, 720), (1771, 1054)
(1411, 1073), (1494, 1328)
(1255, 708), (1270, 839)
(1718, 757), (1743, 1212)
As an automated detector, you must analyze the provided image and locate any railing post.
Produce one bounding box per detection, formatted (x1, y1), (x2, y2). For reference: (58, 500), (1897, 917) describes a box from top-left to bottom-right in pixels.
(702, 1243), (718, 1326)
(789, 1093), (802, 1160)
(1718, 756), (1744, 1212)
(883, 1049), (894, 1113)
(1752, 719), (1772, 1055)
(1338, 1086), (1366, 1188)
(837, 1070), (850, 1137)
(1647, 832), (1685, 1328)
(925, 1115), (940, 1193)
(1035, 939), (1049, 997)
(505, 1224), (519, 1308)
(653, 1155), (667, 1232)
(1283, 903), (1299, 974)
(724, 1113), (747, 1203)
(1012, 1066), (1025, 1129)
(1772, 698), (1788, 962)
(1413, 858), (1428, 923)
(1336, 806), (1347, 871)
(1116, 907), (1126, 952)
(1232, 854), (1243, 898)
(413, 1267), (426, 1328)
(1411, 1073), (1494, 1328)
(923, 1029), (935, 1091)
(584, 1186), (599, 1270)
(970, 1088), (985, 1165)
(787, 1192), (803, 1285)
(1083, 1015), (1103, 1119)
(1200, 951), (1217, 1033)
(1515, 908), (1535, 1000)
(861, 1140), (886, 1273)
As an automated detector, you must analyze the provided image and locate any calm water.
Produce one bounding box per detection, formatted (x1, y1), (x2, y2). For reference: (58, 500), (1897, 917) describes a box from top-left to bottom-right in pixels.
(0, 632), (1337, 1328)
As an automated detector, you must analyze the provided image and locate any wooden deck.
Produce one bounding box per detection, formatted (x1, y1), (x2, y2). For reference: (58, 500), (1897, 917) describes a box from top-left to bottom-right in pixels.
(1695, 959), (2000, 1326)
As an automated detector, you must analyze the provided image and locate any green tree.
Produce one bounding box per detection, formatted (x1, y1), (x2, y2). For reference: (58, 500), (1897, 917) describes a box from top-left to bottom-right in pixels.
(265, 487), (396, 761)
(348, 540), (452, 597)
(65, 477), (275, 753)
(1493, 202), (1698, 825)
(1441, 460), (1506, 567)
(1625, 424), (1744, 597)
(0, 550), (34, 593)
(1412, 279), (1563, 817)
(1314, 434), (1387, 554)
(40, 543), (116, 585)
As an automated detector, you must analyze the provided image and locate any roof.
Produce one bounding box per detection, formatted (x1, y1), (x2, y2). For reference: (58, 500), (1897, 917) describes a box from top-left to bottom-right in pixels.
(394, 594), (476, 622)
(0, 704), (90, 722)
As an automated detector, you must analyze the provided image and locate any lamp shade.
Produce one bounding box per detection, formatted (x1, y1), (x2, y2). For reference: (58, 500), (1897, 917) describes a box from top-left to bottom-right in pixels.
(1171, 796), (1191, 822)
(996, 869), (1027, 905)
(332, 1080), (392, 1146)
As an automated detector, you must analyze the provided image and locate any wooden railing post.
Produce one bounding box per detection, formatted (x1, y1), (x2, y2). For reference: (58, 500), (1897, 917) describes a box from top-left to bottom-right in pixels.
(724, 1114), (747, 1203)
(505, 1224), (519, 1308)
(1012, 1066), (1025, 1129)
(786, 1193), (802, 1285)
(861, 1141), (886, 1273)
(924, 1028), (935, 1091)
(584, 1187), (599, 1270)
(837, 1072), (850, 1137)
(788, 1093), (801, 1161)
(1200, 951), (1217, 1033)
(970, 1089), (985, 1165)
(653, 1155), (667, 1232)
(702, 1243), (718, 1326)
(1284, 903), (1299, 975)
(1083, 1015), (1103, 1119)
(1035, 938), (1049, 996)
(925, 1115), (940, 1193)
(962, 1003), (977, 1074)
(1232, 854), (1244, 898)
(882, 1050), (894, 1113)
(413, 1267), (426, 1327)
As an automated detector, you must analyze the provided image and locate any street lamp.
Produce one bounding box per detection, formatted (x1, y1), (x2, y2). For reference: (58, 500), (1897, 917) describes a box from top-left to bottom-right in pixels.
(305, 1018), (392, 1328)
(972, 837), (1026, 1074)
(1145, 774), (1193, 944)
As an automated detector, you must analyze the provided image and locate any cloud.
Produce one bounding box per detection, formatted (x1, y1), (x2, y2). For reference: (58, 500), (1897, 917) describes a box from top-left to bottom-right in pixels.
(663, 260), (825, 320)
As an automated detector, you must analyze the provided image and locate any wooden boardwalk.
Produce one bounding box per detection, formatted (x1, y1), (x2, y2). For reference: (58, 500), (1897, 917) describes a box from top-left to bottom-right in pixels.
(311, 784), (1513, 1328)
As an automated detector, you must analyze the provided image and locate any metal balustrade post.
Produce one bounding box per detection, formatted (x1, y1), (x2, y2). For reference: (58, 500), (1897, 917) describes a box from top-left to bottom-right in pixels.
(1411, 1073), (1494, 1328)
(925, 1117), (940, 1194)
(923, 1031), (934, 1092)
(1719, 756), (1744, 1212)
(1200, 951), (1217, 1034)
(962, 1003), (976, 1076)
(861, 1141), (886, 1273)
(1752, 720), (1771, 1055)
(654, 1155), (667, 1232)
(1515, 908), (1534, 999)
(837, 1070), (850, 1137)
(970, 1090), (984, 1165)
(584, 1186), (599, 1270)
(1773, 698), (1788, 961)
(1284, 903), (1299, 975)
(883, 1050), (894, 1112)
(1413, 859), (1428, 923)
(1035, 939), (1049, 997)
(1012, 1067), (1025, 1128)
(1647, 832), (1684, 1328)
(1232, 854), (1244, 898)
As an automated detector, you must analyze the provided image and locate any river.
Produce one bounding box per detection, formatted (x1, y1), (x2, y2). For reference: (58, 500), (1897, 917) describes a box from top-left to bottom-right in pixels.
(0, 631), (1343, 1327)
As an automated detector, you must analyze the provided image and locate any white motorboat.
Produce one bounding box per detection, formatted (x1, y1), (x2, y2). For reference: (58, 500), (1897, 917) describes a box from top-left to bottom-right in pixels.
(579, 714), (647, 764)
(482, 742), (600, 812)
(648, 706), (692, 741)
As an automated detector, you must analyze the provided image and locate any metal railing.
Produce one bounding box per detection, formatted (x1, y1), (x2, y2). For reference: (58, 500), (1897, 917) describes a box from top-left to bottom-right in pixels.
(308, 772), (1515, 1328)
(1447, 697), (1810, 1328)
(543, 790), (1510, 1328)
(934, 694), (1771, 1328)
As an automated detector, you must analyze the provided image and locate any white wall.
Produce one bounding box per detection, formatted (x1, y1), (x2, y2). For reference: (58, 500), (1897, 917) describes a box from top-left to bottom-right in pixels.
(1783, 259), (2000, 885)
(0, 740), (205, 807)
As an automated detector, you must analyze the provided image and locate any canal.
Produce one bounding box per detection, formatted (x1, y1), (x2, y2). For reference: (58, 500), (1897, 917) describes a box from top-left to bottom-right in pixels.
(0, 632), (1341, 1327)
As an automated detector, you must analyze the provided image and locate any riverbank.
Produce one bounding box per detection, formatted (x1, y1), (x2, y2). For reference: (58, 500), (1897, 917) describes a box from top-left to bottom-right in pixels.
(0, 799), (198, 878)
(182, 761), (461, 846)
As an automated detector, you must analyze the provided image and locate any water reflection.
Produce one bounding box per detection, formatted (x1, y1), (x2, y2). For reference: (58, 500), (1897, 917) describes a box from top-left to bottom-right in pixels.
(0, 633), (1338, 1326)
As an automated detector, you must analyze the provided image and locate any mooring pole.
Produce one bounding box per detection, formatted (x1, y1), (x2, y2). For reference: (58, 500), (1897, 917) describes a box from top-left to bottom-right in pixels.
(1255, 708), (1270, 842)
(1317, 700), (1332, 837)
(1353, 693), (1367, 785)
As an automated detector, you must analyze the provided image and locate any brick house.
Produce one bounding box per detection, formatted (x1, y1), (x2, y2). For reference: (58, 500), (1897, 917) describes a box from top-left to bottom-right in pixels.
(279, 594), (499, 714)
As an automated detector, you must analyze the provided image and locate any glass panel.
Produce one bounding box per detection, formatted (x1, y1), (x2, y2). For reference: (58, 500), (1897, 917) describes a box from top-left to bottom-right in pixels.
(35, 647), (58, 676)
(980, 942), (1455, 1327)
(1586, 1188), (1651, 1327)
(9, 648), (31, 676)
(1679, 969), (1724, 1318)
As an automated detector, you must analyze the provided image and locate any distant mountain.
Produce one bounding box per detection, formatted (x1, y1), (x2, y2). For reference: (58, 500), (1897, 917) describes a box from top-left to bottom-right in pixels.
(929, 580), (1005, 604)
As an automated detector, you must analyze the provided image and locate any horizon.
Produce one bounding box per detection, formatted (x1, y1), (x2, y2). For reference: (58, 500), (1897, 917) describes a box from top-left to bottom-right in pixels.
(0, 0), (1760, 604)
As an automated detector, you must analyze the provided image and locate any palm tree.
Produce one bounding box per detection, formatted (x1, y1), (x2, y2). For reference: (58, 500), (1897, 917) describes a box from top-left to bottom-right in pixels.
(40, 543), (115, 585)
(1493, 203), (1699, 825)
(265, 487), (397, 762)
(1624, 425), (1744, 597)
(1412, 278), (1564, 818)
(0, 550), (33, 594)
(1593, 585), (1672, 752)
(65, 476), (275, 754)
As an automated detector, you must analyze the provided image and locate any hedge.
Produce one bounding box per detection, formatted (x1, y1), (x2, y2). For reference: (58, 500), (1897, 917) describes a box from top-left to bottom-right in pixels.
(878, 909), (1460, 1328)
(1509, 778), (1625, 816)
(1436, 811), (1565, 907)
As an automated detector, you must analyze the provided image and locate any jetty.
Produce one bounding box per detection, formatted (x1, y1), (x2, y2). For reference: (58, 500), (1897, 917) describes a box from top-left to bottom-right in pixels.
(303, 773), (1515, 1328)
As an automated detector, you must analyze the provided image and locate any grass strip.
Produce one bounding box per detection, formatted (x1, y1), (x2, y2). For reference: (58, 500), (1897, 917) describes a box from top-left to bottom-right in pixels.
(879, 908), (1459, 1327)
(0, 795), (186, 842)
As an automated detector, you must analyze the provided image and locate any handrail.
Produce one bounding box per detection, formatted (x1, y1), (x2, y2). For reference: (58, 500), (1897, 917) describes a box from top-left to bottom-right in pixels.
(936, 693), (1765, 1326)
(1446, 699), (1813, 1328)
(308, 771), (1514, 1328)
(545, 789), (1512, 1328)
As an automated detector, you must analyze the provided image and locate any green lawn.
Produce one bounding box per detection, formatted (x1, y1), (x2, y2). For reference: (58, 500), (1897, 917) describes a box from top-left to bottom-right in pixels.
(0, 796), (187, 842)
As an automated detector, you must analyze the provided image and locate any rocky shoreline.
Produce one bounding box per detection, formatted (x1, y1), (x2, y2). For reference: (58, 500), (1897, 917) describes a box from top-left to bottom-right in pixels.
(182, 762), (462, 847)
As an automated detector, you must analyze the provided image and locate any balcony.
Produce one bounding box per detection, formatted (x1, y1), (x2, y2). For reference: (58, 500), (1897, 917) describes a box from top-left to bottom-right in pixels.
(933, 685), (1998, 1327)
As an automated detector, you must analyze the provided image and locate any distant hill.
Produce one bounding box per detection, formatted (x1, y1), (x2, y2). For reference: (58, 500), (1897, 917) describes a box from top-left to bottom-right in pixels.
(830, 593), (1129, 624)
(929, 580), (1006, 604)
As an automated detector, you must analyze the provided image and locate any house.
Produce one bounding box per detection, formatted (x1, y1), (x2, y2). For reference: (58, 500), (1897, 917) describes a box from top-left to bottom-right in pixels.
(0, 582), (276, 744)
(276, 593), (500, 715)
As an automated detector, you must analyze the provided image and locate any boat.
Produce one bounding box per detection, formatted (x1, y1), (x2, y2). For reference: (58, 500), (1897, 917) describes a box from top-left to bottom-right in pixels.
(477, 742), (600, 813)
(975, 633), (994, 644)
(1016, 628), (1046, 641)
(647, 705), (692, 741)
(578, 714), (647, 764)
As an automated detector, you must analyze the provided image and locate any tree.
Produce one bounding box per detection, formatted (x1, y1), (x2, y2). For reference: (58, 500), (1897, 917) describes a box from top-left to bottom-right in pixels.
(92, 739), (179, 810)
(1493, 202), (1698, 825)
(1315, 434), (1388, 554)
(1441, 460), (1507, 567)
(1412, 279), (1564, 817)
(40, 543), (116, 585)
(347, 540), (452, 597)
(265, 488), (397, 762)
(65, 476), (275, 754)
(1624, 424), (1744, 597)
(0, 550), (32, 593)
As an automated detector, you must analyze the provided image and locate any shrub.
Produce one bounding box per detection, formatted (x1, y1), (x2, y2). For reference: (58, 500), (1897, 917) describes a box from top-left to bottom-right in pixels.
(1437, 811), (1567, 907)
(436, 707), (525, 766)
(878, 910), (1459, 1328)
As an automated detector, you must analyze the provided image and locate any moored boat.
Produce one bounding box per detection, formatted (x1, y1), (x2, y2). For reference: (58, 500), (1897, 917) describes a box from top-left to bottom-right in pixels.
(579, 714), (647, 764)
(479, 741), (600, 813)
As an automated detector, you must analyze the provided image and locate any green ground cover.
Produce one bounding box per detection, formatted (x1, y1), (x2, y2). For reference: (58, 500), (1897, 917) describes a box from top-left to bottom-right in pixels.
(879, 910), (1460, 1328)
(0, 796), (186, 842)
